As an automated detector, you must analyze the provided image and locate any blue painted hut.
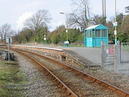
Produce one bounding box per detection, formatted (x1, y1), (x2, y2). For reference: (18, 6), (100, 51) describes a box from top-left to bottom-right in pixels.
(84, 24), (108, 47)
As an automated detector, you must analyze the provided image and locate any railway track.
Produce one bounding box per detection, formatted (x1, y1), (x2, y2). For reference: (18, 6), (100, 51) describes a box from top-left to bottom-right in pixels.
(12, 48), (129, 97)
(14, 49), (78, 97)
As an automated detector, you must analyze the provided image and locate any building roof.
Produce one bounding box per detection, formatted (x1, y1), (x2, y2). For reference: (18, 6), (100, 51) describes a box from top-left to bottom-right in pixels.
(85, 24), (108, 30)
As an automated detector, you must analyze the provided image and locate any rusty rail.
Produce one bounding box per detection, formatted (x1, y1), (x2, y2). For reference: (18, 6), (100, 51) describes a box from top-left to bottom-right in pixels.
(15, 49), (78, 97)
(13, 48), (129, 97)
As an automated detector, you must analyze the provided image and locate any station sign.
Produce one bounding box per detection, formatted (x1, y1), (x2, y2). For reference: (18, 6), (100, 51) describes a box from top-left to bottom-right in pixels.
(113, 22), (118, 27)
(6, 37), (12, 44)
(114, 30), (117, 35)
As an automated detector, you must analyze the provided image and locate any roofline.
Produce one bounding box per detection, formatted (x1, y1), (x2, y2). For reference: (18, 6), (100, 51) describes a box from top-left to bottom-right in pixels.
(85, 24), (108, 30)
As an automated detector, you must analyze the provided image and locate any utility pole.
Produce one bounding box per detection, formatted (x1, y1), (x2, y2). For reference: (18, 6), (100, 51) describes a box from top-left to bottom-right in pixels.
(114, 0), (118, 72)
(102, 0), (107, 24)
(102, 0), (106, 18)
(114, 0), (117, 45)
(59, 12), (69, 45)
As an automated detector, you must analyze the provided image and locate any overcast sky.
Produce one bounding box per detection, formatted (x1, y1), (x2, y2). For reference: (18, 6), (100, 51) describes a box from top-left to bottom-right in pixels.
(0, 0), (129, 31)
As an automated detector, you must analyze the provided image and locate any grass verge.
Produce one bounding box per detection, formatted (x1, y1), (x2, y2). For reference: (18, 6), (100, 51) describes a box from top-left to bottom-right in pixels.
(0, 60), (27, 97)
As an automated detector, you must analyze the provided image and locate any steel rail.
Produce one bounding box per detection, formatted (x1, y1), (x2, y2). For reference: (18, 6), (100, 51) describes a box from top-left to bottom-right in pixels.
(13, 48), (129, 97)
(15, 49), (79, 97)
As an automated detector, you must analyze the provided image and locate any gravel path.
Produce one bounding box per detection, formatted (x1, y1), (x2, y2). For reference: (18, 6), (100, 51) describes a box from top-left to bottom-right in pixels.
(16, 53), (66, 97)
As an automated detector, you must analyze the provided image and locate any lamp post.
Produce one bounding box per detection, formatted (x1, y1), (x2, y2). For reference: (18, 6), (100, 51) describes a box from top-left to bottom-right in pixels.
(113, 0), (117, 72)
(114, 0), (117, 45)
(59, 12), (69, 43)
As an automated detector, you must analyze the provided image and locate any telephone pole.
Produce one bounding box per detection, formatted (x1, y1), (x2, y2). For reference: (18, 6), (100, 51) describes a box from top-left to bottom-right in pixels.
(114, 0), (117, 45)
(102, 0), (106, 18)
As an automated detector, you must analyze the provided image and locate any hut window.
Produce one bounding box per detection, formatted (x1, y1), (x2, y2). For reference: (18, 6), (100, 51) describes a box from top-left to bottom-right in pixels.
(99, 30), (101, 37)
(102, 30), (104, 37)
(87, 30), (91, 37)
(90, 30), (92, 37)
(96, 30), (100, 37)
(102, 30), (107, 37)
(92, 30), (95, 37)
(89, 31), (91, 37)
(86, 31), (90, 37)
(88, 30), (92, 37)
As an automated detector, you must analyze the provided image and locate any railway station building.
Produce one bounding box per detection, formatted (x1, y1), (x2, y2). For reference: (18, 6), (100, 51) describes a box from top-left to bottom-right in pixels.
(84, 24), (108, 47)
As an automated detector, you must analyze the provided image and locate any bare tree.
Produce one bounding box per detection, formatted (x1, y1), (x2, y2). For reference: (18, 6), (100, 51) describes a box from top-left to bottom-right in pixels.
(0, 24), (13, 41)
(93, 15), (106, 25)
(67, 0), (90, 29)
(24, 10), (51, 33)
